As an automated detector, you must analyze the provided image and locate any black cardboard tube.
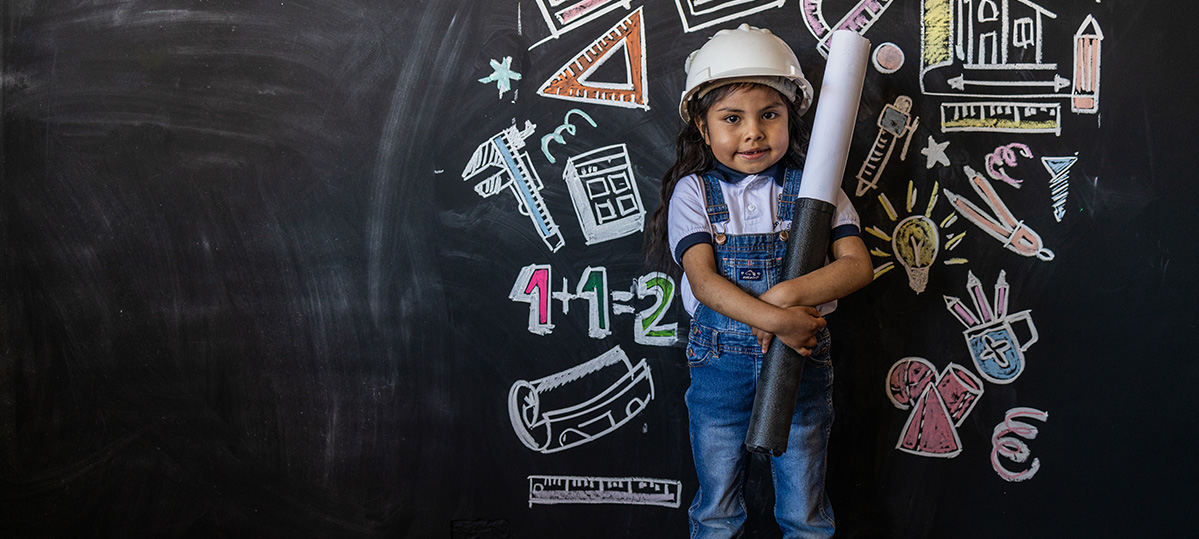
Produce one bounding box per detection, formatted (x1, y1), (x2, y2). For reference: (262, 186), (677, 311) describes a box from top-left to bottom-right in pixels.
(744, 197), (836, 456)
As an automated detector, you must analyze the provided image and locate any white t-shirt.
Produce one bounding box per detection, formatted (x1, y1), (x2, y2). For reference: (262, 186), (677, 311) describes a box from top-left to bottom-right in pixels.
(667, 166), (862, 316)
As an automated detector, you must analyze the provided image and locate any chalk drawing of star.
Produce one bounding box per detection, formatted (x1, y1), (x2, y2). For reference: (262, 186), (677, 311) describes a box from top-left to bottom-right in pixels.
(478, 56), (521, 99)
(921, 136), (951, 169)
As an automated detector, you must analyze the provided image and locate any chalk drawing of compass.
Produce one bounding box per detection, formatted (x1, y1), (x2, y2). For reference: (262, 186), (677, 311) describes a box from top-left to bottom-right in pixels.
(800, 0), (897, 57)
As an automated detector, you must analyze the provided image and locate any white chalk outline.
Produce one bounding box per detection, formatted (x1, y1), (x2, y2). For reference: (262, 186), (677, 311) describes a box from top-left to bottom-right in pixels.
(508, 345), (655, 454)
(528, 475), (682, 507)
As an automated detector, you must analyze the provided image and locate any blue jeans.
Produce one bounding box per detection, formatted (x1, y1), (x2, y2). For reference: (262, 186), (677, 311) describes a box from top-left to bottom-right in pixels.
(685, 322), (835, 539)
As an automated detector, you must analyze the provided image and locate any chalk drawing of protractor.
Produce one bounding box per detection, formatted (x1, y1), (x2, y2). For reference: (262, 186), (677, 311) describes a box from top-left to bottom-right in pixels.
(462, 120), (565, 252)
(943, 166), (1055, 261)
(801, 0), (896, 57)
(508, 345), (654, 454)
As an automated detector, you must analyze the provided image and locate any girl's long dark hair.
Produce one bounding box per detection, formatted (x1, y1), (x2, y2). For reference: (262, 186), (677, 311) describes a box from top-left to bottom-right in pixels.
(644, 82), (811, 277)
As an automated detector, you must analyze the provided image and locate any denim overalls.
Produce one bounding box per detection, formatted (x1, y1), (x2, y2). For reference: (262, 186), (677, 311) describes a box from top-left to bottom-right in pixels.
(685, 168), (836, 539)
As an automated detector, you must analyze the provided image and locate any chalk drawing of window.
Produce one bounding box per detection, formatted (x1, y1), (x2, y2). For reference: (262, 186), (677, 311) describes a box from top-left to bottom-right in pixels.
(563, 144), (645, 245)
(1012, 17), (1035, 48)
(978, 0), (999, 22)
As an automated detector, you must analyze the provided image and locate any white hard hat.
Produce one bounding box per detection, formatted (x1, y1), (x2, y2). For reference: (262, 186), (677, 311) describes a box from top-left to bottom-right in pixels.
(679, 24), (814, 121)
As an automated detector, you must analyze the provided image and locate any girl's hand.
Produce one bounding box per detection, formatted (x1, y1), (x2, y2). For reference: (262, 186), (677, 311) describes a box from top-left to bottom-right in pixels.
(759, 306), (825, 356)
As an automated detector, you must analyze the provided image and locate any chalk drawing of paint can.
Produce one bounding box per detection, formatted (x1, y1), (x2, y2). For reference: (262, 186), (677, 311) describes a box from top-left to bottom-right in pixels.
(507, 345), (654, 454)
(963, 310), (1038, 385)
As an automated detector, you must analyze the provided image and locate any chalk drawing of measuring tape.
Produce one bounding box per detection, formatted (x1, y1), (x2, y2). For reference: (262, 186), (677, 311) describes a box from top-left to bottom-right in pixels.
(943, 165), (1055, 261)
(508, 345), (654, 454)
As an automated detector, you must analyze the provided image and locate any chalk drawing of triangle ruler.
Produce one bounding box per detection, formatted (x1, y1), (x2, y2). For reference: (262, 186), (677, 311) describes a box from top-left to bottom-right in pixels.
(801, 0), (895, 57)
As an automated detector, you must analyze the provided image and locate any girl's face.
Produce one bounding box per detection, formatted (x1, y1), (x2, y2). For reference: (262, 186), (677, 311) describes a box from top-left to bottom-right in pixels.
(695, 84), (789, 175)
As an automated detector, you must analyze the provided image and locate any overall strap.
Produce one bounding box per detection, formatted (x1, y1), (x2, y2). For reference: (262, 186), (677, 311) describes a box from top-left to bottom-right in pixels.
(776, 167), (803, 222)
(700, 173), (729, 224)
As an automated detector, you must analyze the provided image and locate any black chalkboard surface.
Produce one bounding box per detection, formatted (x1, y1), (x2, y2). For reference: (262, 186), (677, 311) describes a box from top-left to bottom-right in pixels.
(3, 1), (1196, 538)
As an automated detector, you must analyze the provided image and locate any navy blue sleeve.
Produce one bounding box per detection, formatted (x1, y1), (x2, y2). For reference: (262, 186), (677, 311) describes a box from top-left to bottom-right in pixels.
(830, 223), (860, 243)
(673, 231), (712, 266)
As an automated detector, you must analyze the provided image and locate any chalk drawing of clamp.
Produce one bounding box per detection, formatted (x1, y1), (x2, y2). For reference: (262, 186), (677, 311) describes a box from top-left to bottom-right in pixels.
(508, 345), (654, 454)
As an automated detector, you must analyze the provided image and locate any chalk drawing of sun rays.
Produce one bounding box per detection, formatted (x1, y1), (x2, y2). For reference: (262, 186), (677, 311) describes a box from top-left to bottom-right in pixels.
(866, 180), (968, 294)
(508, 345), (654, 453)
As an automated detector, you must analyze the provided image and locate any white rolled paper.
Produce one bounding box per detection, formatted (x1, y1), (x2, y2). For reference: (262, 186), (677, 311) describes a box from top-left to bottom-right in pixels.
(797, 30), (871, 204)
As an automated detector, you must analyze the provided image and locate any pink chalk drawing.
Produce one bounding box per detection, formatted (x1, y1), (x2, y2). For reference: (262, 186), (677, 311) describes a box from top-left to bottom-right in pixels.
(985, 143), (1034, 188)
(800, 0), (897, 57)
(991, 407), (1049, 482)
(888, 358), (983, 458)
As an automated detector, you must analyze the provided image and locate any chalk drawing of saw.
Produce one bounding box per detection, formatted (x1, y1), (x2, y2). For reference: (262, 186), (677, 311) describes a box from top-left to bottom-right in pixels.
(943, 166), (1055, 261)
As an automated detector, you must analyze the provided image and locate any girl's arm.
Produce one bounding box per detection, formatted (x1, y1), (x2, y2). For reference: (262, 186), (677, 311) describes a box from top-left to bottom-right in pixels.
(681, 244), (827, 355)
(751, 235), (873, 352)
(758, 234), (874, 309)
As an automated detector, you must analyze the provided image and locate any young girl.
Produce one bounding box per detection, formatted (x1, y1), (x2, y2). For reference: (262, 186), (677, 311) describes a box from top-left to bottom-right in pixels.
(646, 25), (873, 538)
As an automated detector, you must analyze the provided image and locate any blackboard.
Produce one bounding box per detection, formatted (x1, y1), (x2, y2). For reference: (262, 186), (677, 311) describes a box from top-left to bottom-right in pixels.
(3, 1), (1196, 537)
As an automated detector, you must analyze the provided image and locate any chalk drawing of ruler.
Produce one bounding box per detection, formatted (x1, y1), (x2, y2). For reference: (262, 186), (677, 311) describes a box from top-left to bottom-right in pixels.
(508, 345), (654, 454)
(528, 475), (682, 508)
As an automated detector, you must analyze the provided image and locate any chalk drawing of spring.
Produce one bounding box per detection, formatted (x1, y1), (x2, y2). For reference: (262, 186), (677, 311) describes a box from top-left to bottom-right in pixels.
(508, 345), (654, 453)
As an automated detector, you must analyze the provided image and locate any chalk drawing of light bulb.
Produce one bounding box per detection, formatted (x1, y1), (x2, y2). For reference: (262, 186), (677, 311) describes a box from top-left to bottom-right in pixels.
(866, 180), (969, 294)
(892, 215), (938, 293)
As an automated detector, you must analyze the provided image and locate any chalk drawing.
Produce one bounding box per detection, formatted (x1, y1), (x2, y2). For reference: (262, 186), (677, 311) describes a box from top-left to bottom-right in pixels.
(572, 266), (613, 339)
(538, 7), (649, 110)
(478, 56), (522, 99)
(921, 135), (952, 169)
(633, 272), (679, 347)
(855, 95), (919, 197)
(541, 109), (598, 164)
(562, 143), (646, 244)
(508, 345), (654, 454)
(511, 264), (555, 335)
(866, 180), (966, 292)
(888, 357), (984, 458)
(872, 42), (906, 74)
(463, 120), (565, 252)
(800, 0), (898, 57)
(511, 264), (678, 345)
(529, 475), (682, 508)
(940, 101), (1061, 135)
(1072, 15), (1103, 113)
(529, 0), (632, 49)
(920, 0), (1104, 133)
(985, 142), (1033, 188)
(944, 270), (1039, 384)
(674, 0), (785, 34)
(943, 165), (1055, 260)
(1042, 154), (1077, 221)
(991, 407), (1049, 481)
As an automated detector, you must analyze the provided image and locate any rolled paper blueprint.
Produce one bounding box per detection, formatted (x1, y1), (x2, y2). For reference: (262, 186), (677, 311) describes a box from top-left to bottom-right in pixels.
(745, 30), (870, 456)
(797, 30), (872, 204)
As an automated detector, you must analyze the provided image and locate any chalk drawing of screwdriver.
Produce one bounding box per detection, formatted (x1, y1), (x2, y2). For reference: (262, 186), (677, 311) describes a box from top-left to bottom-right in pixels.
(943, 166), (1055, 261)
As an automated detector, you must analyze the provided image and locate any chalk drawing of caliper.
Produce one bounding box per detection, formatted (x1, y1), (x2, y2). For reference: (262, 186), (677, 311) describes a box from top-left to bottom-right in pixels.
(508, 345), (654, 453)
(462, 120), (565, 252)
(943, 165), (1055, 261)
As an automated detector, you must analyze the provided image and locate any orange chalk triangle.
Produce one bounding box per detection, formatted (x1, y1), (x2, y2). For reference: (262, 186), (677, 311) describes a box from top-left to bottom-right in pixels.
(537, 7), (649, 110)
